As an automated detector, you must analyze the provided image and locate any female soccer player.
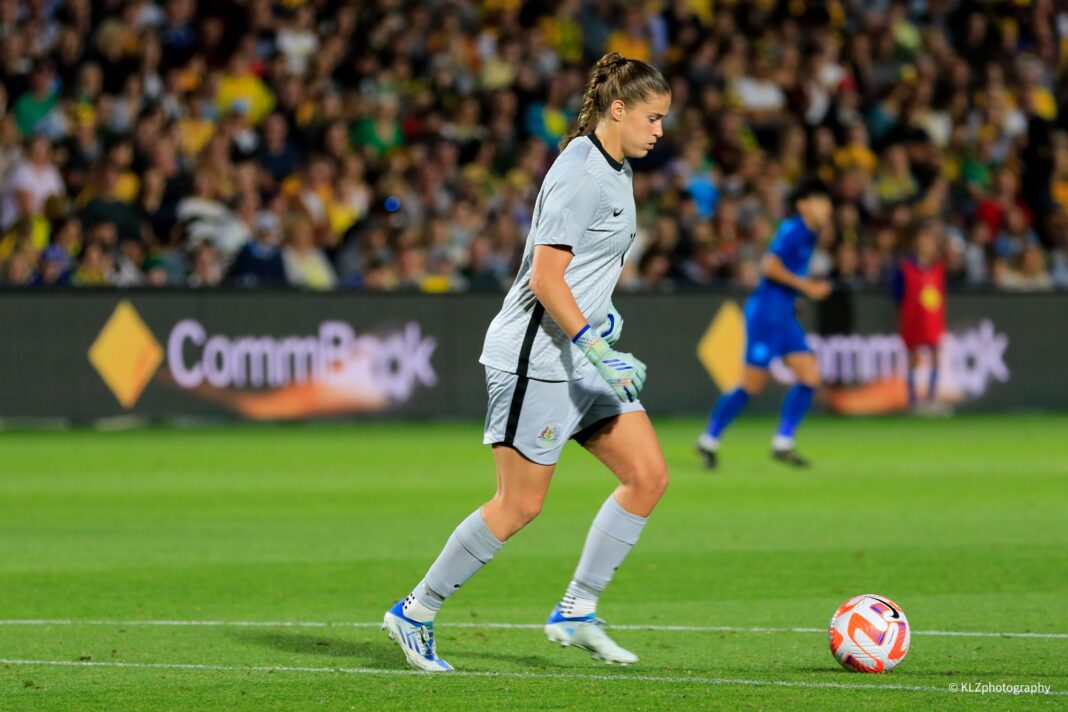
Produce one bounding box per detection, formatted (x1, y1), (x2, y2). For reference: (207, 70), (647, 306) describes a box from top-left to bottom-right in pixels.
(383, 52), (671, 671)
(697, 180), (833, 469)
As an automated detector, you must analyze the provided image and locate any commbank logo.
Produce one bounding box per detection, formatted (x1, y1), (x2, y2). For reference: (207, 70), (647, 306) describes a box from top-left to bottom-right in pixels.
(87, 300), (164, 408)
(87, 301), (438, 417)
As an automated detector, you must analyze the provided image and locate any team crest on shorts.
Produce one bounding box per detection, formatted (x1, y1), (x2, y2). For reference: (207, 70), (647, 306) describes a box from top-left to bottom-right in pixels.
(537, 424), (561, 444)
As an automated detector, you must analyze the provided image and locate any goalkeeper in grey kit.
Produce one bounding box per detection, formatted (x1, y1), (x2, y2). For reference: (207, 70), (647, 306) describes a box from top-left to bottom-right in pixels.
(383, 52), (672, 671)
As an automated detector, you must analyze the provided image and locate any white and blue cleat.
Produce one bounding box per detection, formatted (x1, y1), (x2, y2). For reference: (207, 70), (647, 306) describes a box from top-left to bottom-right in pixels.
(543, 605), (638, 665)
(382, 600), (454, 672)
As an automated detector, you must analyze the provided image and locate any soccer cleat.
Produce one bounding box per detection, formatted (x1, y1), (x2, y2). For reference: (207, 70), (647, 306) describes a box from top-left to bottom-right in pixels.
(382, 600), (454, 672)
(772, 447), (810, 468)
(544, 605), (638, 665)
(696, 434), (719, 470)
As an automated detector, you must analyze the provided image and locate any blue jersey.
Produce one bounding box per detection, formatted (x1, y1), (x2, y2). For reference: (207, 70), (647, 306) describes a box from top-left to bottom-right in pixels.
(746, 216), (817, 324)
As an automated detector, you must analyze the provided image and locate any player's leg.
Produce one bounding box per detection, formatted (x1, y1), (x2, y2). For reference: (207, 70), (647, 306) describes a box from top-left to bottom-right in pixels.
(407, 447), (553, 620)
(906, 346), (920, 406)
(383, 370), (564, 672)
(383, 449), (551, 671)
(699, 351), (770, 469)
(546, 408), (668, 665)
(702, 367), (767, 446)
(773, 350), (819, 467)
(481, 446), (555, 539)
(699, 307), (778, 467)
(925, 344), (939, 403)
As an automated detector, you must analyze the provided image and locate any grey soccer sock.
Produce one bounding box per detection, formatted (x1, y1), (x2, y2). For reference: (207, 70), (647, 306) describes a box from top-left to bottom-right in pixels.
(405, 508), (503, 621)
(561, 494), (648, 617)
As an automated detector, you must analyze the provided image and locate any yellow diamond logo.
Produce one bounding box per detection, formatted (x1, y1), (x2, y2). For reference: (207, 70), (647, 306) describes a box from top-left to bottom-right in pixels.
(88, 301), (163, 408)
(697, 301), (746, 392)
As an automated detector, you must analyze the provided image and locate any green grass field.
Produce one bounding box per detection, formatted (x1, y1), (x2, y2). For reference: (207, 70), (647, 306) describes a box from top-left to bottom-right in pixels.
(1, 414), (1066, 710)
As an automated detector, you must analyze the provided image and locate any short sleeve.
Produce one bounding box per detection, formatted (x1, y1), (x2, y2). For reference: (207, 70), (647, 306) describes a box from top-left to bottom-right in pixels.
(768, 224), (800, 261)
(533, 177), (603, 250)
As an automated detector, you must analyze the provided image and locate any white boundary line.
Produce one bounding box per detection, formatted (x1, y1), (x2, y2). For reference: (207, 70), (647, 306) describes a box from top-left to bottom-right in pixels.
(0, 619), (1066, 639)
(2, 658), (1064, 696)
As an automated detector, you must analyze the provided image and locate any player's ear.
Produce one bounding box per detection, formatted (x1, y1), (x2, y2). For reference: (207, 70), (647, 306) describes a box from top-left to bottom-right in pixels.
(609, 98), (626, 122)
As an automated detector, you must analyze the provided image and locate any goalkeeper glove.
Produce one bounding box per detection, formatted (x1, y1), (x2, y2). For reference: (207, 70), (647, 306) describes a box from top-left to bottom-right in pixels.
(596, 302), (623, 346)
(573, 323), (646, 403)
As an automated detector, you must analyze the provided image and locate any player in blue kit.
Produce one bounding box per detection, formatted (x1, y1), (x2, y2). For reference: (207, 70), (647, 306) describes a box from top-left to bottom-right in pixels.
(698, 180), (833, 468)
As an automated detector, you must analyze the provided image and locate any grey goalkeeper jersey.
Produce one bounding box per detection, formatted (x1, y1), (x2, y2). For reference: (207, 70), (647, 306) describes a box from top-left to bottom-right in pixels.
(479, 134), (637, 382)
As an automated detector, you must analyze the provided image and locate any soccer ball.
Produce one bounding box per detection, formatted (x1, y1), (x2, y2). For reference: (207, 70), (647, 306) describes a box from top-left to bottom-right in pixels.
(828, 594), (910, 672)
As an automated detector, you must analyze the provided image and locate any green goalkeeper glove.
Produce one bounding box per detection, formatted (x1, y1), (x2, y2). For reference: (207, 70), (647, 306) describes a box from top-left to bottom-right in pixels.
(573, 323), (646, 403)
(596, 302), (623, 346)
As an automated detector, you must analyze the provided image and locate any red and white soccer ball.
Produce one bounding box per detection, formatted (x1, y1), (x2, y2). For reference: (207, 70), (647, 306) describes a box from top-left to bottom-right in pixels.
(828, 594), (911, 673)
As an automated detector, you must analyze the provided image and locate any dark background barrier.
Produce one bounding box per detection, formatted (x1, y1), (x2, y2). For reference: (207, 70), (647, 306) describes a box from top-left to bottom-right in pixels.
(0, 290), (1065, 423)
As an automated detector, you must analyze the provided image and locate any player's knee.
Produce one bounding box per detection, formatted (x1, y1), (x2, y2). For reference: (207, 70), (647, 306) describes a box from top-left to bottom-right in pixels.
(739, 377), (764, 394)
(741, 369), (768, 394)
(634, 460), (669, 498)
(650, 465), (669, 498)
(792, 358), (820, 387)
(510, 497), (543, 526)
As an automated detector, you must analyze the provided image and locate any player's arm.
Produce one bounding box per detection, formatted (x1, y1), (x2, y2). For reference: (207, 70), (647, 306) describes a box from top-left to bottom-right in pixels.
(529, 245), (588, 338)
(761, 253), (831, 300)
(529, 245), (645, 402)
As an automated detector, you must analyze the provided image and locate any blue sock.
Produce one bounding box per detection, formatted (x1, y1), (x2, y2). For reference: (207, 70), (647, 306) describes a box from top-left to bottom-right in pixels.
(707, 388), (751, 438)
(927, 365), (938, 402)
(906, 369), (916, 405)
(776, 384), (815, 439)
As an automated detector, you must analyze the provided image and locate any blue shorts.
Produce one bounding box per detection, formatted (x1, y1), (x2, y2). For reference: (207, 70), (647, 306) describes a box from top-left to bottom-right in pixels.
(744, 313), (811, 368)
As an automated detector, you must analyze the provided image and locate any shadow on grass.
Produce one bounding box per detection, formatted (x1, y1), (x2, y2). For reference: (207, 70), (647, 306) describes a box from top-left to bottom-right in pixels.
(451, 648), (555, 669)
(231, 630), (399, 668)
(234, 629), (564, 671)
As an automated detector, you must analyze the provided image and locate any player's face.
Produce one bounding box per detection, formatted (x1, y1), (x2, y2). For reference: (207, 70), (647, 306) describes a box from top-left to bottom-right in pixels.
(916, 230), (939, 260)
(799, 196), (832, 229)
(620, 92), (671, 158)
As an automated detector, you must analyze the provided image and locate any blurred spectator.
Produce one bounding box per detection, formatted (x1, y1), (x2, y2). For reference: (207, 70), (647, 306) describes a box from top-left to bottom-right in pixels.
(12, 61), (58, 137)
(0, 0), (1064, 292)
(215, 53), (274, 125)
(3, 249), (34, 285)
(351, 96), (404, 159)
(256, 113), (299, 189)
(2, 135), (63, 230)
(188, 242), (222, 288)
(111, 238), (144, 287)
(34, 244), (71, 286)
(996, 243), (1054, 291)
(227, 212), (285, 287)
(78, 163), (142, 242)
(282, 216), (336, 290)
(276, 7), (320, 78)
(71, 239), (113, 286)
(177, 172), (248, 260)
(462, 236), (504, 291)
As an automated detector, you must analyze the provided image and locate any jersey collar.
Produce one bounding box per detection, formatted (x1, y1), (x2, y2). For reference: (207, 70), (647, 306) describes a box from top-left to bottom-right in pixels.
(587, 131), (625, 172)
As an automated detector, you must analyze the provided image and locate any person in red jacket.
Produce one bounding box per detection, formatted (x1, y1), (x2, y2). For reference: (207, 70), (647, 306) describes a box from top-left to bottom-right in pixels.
(893, 220), (947, 407)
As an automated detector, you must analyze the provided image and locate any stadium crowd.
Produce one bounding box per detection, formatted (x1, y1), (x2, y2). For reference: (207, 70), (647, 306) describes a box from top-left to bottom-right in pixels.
(1, 0), (1068, 291)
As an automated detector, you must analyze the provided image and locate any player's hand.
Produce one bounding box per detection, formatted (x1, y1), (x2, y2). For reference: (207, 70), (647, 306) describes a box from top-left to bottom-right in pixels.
(803, 279), (832, 301)
(596, 302), (623, 346)
(573, 325), (646, 403)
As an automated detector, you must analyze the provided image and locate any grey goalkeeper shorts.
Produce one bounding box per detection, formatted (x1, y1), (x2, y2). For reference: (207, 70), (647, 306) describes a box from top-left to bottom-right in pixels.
(482, 362), (645, 465)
